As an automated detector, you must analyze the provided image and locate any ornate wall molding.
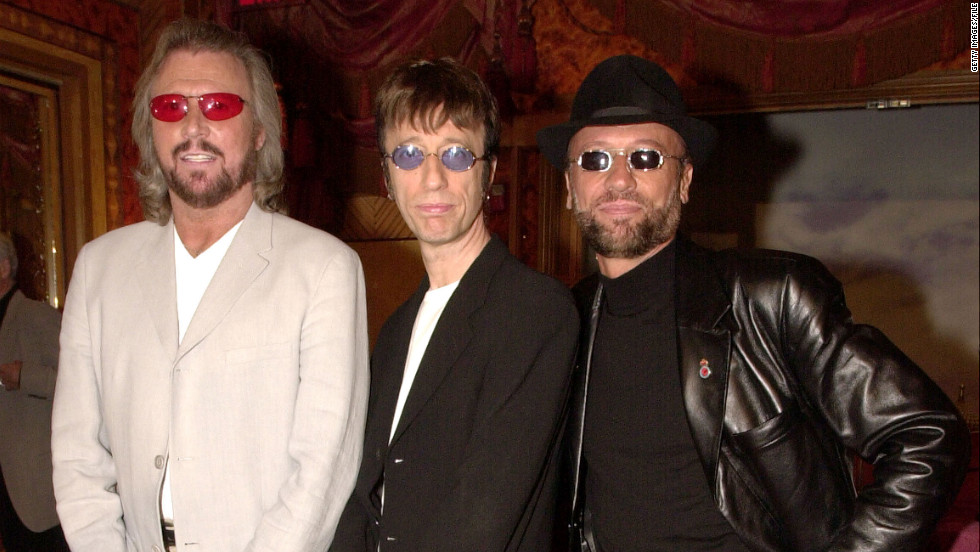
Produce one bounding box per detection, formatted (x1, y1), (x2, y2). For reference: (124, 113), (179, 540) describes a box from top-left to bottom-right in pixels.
(1, 0), (141, 227)
(0, 1), (139, 294)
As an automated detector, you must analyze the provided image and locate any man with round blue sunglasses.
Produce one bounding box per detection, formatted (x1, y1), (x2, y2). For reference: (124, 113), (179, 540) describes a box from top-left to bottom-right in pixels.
(331, 58), (579, 552)
(385, 143), (490, 172)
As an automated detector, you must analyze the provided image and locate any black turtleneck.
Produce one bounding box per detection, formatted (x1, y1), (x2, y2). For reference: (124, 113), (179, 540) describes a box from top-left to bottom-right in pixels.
(583, 240), (747, 552)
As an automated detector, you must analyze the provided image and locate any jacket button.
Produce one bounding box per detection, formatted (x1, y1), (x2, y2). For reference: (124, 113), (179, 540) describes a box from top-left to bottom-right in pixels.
(154, 455), (165, 469)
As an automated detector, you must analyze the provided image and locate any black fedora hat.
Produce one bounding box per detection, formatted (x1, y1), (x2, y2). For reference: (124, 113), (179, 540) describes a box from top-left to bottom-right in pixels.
(536, 55), (717, 170)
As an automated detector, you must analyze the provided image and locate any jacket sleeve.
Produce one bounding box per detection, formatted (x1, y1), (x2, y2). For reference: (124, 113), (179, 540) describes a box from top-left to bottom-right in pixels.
(414, 286), (579, 552)
(51, 245), (129, 552)
(328, 491), (371, 552)
(245, 246), (370, 552)
(779, 256), (971, 552)
(15, 298), (62, 398)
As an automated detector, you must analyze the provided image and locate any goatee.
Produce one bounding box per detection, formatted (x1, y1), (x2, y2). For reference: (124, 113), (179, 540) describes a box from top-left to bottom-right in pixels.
(166, 140), (258, 209)
(574, 186), (682, 259)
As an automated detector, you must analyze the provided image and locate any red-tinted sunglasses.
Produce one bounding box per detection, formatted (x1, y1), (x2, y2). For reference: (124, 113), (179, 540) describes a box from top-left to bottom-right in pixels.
(149, 93), (247, 122)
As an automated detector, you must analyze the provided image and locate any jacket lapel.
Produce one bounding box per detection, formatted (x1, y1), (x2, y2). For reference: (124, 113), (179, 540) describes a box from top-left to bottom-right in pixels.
(0, 292), (26, 354)
(355, 283), (424, 506)
(674, 236), (734, 488)
(2, 290), (23, 331)
(366, 283), (425, 452)
(135, 220), (179, 363)
(176, 204), (271, 362)
(568, 278), (602, 518)
(387, 238), (505, 446)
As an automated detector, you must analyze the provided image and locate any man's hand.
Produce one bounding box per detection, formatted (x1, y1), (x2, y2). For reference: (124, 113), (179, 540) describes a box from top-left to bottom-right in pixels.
(0, 360), (23, 390)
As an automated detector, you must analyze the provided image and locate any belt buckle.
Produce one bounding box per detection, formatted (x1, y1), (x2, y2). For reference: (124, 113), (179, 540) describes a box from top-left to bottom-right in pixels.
(161, 520), (176, 548)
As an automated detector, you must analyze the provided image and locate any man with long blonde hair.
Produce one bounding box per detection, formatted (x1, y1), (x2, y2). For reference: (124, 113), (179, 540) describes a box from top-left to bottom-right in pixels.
(51, 19), (369, 552)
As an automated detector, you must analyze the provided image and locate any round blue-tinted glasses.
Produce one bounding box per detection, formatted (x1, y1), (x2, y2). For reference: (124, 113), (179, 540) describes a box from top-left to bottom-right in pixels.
(385, 144), (488, 172)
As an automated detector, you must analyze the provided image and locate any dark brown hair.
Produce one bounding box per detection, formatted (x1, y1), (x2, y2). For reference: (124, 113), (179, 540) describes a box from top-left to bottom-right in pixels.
(374, 58), (500, 160)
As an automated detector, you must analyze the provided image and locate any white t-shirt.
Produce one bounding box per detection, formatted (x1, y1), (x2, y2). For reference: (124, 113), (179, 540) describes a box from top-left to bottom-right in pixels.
(389, 281), (459, 443)
(162, 221), (243, 522)
(381, 280), (459, 513)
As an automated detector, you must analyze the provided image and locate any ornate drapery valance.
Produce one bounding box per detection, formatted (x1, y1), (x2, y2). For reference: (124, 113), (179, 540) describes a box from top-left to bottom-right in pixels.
(533, 0), (974, 110)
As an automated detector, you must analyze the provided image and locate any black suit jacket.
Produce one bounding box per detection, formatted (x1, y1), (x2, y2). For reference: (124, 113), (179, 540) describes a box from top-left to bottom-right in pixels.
(332, 237), (579, 552)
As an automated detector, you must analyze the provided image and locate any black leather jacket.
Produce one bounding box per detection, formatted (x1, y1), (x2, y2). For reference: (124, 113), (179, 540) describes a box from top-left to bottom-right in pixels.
(567, 236), (970, 552)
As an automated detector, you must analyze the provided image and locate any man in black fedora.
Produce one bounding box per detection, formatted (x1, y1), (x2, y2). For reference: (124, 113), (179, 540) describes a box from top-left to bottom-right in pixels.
(537, 54), (970, 552)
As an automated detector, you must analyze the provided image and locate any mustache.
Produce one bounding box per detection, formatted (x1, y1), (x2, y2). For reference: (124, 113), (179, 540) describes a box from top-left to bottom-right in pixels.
(594, 189), (644, 206)
(172, 140), (224, 158)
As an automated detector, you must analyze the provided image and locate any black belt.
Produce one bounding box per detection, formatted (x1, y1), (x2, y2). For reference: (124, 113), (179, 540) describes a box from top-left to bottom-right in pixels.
(162, 520), (176, 547)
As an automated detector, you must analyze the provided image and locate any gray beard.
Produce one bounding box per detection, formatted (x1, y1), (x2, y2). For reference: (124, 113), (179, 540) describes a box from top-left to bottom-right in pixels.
(574, 185), (682, 259)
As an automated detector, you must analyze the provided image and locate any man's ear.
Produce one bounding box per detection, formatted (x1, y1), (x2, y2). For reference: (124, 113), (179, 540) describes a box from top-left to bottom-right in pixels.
(479, 158), (498, 201)
(487, 157), (498, 187)
(254, 126), (266, 151)
(679, 162), (694, 204)
(564, 172), (574, 210)
(381, 162), (394, 199)
(0, 258), (10, 281)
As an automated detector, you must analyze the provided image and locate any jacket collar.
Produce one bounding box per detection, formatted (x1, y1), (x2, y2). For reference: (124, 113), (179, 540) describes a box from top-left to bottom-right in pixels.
(387, 236), (510, 445)
(572, 235), (732, 328)
(135, 203), (271, 363)
(0, 289), (26, 341)
(674, 235), (732, 332)
(134, 218), (179, 362)
(178, 203), (272, 360)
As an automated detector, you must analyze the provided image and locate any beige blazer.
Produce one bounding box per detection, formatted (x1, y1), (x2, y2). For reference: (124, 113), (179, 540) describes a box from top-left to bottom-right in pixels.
(51, 204), (369, 552)
(0, 290), (62, 532)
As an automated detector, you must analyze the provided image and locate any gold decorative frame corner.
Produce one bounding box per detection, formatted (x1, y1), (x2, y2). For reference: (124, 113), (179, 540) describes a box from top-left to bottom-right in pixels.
(1, 6), (116, 306)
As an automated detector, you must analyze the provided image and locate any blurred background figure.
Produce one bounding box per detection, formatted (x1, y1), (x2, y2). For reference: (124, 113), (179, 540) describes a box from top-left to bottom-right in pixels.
(0, 233), (68, 552)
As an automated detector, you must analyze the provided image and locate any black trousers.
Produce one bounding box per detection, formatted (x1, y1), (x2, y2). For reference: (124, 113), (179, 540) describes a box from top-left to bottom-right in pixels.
(0, 466), (69, 552)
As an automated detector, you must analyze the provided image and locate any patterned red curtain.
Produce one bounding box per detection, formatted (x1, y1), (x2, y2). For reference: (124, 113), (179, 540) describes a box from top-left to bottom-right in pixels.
(662, 0), (948, 36)
(534, 0), (969, 98)
(233, 0), (490, 71)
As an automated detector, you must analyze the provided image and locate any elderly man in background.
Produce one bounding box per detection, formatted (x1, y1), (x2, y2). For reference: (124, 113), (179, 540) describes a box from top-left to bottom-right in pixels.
(0, 234), (68, 552)
(51, 19), (369, 552)
(537, 54), (970, 552)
